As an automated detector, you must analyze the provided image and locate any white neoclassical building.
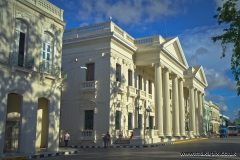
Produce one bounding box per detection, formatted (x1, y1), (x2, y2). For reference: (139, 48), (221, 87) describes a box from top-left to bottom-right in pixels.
(60, 21), (208, 146)
(0, 0), (65, 156)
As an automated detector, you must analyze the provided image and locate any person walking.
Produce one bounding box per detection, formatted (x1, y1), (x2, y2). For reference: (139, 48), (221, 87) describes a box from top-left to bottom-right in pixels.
(63, 131), (70, 149)
(102, 134), (108, 148)
(106, 132), (111, 147)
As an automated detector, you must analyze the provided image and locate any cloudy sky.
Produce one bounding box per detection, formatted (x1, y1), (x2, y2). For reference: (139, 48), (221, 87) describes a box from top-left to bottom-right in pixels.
(49, 0), (240, 121)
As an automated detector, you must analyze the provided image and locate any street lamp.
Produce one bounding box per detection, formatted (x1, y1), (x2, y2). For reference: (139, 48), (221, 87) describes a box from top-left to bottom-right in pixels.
(136, 102), (141, 129)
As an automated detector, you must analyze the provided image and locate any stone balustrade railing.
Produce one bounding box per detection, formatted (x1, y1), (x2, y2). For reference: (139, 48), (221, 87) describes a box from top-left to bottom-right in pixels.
(26, 0), (63, 20)
(148, 94), (152, 99)
(80, 81), (98, 89)
(63, 21), (135, 46)
(80, 130), (96, 140)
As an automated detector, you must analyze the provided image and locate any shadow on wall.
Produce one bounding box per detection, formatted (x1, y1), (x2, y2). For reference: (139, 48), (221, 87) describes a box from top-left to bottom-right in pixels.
(0, 1), (64, 152)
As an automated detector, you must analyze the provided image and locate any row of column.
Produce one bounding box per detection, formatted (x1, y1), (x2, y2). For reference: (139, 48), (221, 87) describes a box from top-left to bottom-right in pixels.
(154, 63), (185, 138)
(189, 87), (204, 136)
(153, 62), (204, 138)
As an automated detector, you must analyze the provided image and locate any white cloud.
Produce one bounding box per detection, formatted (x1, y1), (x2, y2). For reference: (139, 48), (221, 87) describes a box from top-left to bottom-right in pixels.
(204, 68), (237, 91)
(205, 91), (227, 102)
(75, 0), (190, 26)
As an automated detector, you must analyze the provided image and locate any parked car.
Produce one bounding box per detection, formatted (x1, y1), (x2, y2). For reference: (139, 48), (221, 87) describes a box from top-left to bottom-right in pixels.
(227, 126), (238, 136)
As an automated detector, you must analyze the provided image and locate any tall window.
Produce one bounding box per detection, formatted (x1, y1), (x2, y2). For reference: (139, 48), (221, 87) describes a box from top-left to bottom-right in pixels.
(170, 89), (172, 99)
(138, 75), (142, 90)
(116, 64), (121, 82)
(85, 110), (94, 130)
(128, 70), (132, 86)
(42, 33), (53, 69)
(14, 20), (27, 67)
(115, 111), (121, 130)
(138, 114), (142, 129)
(86, 63), (95, 81)
(148, 80), (152, 94)
(128, 113), (132, 130)
(149, 116), (154, 129)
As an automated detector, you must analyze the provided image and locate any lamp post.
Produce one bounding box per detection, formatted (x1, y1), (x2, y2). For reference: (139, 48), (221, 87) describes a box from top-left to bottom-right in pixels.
(136, 102), (141, 129)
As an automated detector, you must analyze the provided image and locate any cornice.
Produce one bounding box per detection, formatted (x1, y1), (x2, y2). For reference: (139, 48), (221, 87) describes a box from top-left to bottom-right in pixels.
(17, 0), (65, 27)
(63, 32), (113, 44)
(111, 38), (135, 55)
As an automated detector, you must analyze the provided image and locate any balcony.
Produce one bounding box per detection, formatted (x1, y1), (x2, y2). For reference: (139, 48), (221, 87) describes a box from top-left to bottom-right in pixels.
(9, 52), (34, 69)
(79, 81), (98, 98)
(79, 130), (96, 141)
(148, 94), (153, 100)
(137, 89), (146, 100)
(127, 86), (137, 97)
(39, 62), (60, 78)
(115, 81), (125, 94)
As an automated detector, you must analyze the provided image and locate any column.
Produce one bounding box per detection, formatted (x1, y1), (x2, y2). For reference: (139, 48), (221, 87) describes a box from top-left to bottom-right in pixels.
(178, 78), (185, 136)
(194, 89), (199, 136)
(0, 94), (8, 157)
(189, 86), (195, 136)
(172, 74), (180, 136)
(198, 91), (203, 135)
(163, 68), (171, 136)
(154, 63), (164, 136)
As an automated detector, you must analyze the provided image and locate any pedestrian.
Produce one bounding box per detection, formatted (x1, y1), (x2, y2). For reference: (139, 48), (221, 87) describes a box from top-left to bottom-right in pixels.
(102, 134), (108, 148)
(106, 132), (111, 147)
(63, 131), (70, 149)
(129, 131), (133, 139)
(118, 130), (123, 142)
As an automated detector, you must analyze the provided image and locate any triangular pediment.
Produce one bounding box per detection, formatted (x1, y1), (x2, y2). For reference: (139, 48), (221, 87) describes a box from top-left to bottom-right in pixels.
(162, 37), (189, 68)
(194, 66), (208, 87)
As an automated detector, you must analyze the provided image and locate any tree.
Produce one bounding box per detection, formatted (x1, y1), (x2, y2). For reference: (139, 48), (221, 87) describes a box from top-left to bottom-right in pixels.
(212, 0), (240, 95)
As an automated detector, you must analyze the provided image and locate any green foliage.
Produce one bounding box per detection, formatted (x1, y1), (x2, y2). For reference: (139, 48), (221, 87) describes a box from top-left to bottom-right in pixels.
(212, 0), (240, 95)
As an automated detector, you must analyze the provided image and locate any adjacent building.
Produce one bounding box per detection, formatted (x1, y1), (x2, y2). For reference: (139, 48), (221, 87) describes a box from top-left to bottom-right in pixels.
(60, 21), (208, 146)
(203, 100), (211, 134)
(0, 0), (65, 156)
(209, 101), (220, 133)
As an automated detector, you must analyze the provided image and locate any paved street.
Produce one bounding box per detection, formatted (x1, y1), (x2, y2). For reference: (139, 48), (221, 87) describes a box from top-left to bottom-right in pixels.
(42, 136), (240, 160)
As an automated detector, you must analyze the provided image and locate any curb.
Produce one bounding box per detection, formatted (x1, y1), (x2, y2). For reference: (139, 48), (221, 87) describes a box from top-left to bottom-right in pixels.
(71, 142), (174, 148)
(1, 150), (80, 160)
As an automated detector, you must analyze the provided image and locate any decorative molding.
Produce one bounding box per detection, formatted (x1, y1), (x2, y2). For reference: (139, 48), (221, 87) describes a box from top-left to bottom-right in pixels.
(111, 38), (135, 55)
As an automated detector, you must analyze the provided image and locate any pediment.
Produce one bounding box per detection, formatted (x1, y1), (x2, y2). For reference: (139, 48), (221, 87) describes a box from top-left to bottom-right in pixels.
(194, 66), (208, 87)
(162, 37), (188, 68)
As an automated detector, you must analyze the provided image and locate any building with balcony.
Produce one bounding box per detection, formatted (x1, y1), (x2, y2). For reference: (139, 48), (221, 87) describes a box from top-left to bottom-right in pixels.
(60, 21), (208, 146)
(209, 101), (220, 133)
(0, 0), (65, 156)
(219, 114), (230, 128)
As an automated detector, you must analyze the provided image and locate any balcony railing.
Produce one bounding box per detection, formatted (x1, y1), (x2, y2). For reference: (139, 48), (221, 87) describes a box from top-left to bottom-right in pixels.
(115, 81), (125, 93)
(80, 130), (96, 141)
(137, 89), (146, 100)
(80, 81), (98, 90)
(127, 86), (137, 97)
(39, 62), (60, 77)
(148, 94), (152, 100)
(9, 52), (34, 69)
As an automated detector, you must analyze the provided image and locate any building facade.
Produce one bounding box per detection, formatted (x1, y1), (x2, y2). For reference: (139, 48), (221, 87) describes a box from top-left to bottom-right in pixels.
(0, 0), (65, 156)
(209, 101), (220, 133)
(60, 21), (208, 146)
(219, 114), (230, 128)
(203, 100), (211, 134)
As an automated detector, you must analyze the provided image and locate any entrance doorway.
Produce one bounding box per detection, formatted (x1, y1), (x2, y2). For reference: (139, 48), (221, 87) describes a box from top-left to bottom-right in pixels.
(35, 98), (49, 149)
(4, 93), (22, 153)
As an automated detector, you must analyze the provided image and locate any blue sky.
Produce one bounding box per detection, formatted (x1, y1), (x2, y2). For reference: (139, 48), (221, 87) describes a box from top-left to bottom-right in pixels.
(49, 0), (240, 121)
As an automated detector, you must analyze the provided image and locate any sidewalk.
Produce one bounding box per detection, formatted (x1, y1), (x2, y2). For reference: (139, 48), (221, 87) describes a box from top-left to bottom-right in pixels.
(0, 147), (80, 160)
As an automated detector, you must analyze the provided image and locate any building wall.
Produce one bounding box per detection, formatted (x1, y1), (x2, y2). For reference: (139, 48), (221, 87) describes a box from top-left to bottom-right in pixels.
(0, 0), (65, 156)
